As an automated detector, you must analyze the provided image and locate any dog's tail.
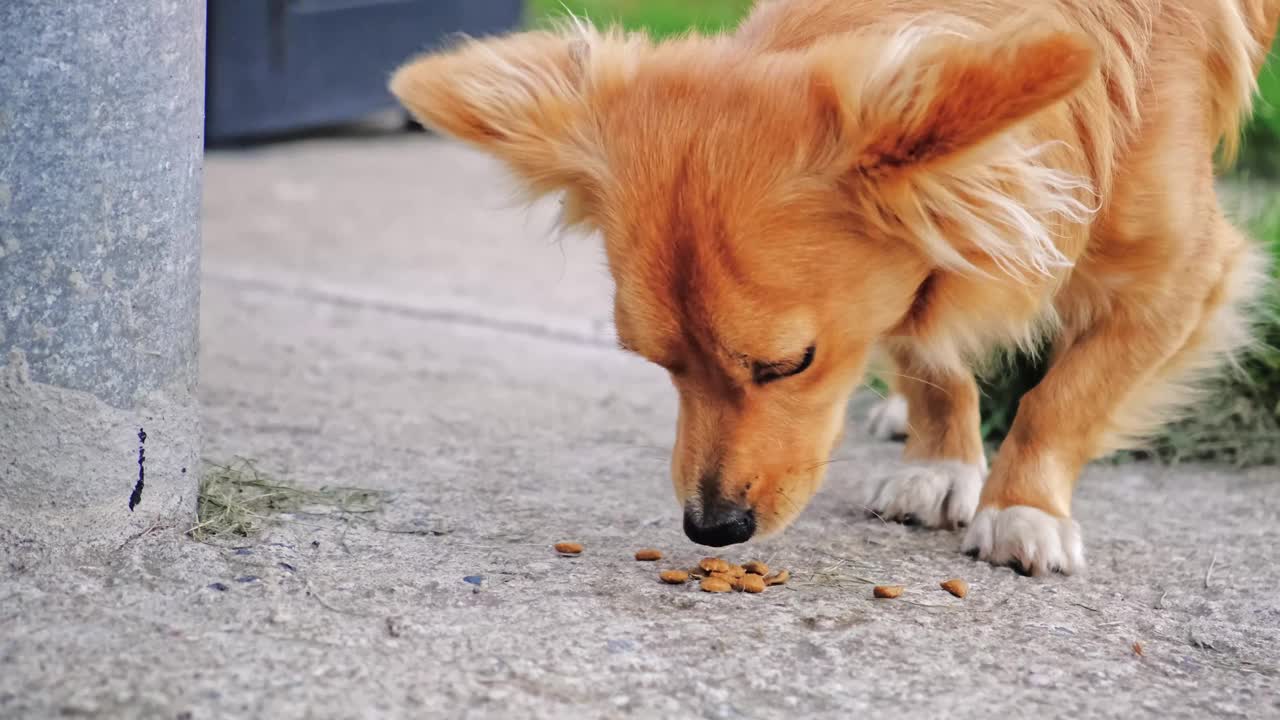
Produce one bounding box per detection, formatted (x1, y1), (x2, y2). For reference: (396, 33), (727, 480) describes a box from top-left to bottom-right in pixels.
(1210, 0), (1279, 162)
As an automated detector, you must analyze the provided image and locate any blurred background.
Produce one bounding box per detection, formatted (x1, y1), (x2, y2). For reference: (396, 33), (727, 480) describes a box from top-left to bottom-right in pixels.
(203, 0), (1279, 468)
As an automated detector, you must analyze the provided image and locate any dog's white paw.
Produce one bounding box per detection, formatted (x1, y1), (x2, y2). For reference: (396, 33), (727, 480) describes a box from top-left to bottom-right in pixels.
(865, 394), (908, 440)
(961, 506), (1084, 576)
(863, 461), (983, 529)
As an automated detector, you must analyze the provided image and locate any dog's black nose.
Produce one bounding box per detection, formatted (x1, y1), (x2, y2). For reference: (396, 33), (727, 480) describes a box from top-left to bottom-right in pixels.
(683, 504), (755, 547)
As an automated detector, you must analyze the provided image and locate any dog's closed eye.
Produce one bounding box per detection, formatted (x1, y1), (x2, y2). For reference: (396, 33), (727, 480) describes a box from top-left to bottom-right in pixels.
(752, 345), (815, 386)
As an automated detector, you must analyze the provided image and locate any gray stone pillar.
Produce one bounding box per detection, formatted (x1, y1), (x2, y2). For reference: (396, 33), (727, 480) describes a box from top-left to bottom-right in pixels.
(0, 1), (205, 553)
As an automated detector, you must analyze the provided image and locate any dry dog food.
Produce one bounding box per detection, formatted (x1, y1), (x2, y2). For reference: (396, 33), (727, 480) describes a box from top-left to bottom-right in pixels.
(873, 585), (904, 599)
(699, 558), (729, 574)
(940, 578), (969, 598)
(675, 557), (789, 595)
(704, 571), (741, 590)
(700, 577), (733, 593)
(554, 542), (583, 555)
(660, 570), (689, 584)
(634, 549), (663, 561)
(764, 569), (790, 586)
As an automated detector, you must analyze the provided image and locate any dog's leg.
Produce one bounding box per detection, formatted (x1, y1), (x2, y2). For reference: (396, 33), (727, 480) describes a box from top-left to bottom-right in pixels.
(962, 222), (1262, 575)
(961, 310), (1170, 575)
(862, 347), (986, 529)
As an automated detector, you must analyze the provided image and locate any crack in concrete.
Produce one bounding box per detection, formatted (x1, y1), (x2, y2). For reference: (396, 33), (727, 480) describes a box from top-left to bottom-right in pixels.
(202, 270), (616, 351)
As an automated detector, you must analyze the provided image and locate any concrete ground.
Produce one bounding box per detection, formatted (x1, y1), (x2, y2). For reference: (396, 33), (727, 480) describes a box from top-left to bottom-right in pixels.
(4, 124), (1279, 719)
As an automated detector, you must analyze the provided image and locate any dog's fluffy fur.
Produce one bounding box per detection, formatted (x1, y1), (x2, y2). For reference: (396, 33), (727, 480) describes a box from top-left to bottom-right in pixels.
(392, 0), (1279, 574)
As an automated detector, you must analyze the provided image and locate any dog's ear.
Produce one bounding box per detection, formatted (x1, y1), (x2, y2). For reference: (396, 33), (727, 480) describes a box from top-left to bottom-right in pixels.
(810, 19), (1098, 276)
(390, 26), (647, 211)
(829, 23), (1095, 174)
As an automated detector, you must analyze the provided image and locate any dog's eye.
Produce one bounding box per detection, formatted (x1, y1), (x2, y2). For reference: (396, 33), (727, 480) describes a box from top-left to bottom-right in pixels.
(752, 345), (815, 386)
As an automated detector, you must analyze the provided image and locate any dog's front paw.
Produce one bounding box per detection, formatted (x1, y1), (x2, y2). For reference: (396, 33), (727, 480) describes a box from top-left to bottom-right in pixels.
(865, 394), (908, 441)
(863, 461), (983, 529)
(961, 506), (1084, 576)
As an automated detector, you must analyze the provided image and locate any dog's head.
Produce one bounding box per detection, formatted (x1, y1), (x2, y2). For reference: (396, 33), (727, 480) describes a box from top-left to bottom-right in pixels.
(391, 18), (1094, 545)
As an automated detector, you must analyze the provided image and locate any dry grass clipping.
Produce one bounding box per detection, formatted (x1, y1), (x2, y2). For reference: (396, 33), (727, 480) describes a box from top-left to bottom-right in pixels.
(191, 458), (381, 540)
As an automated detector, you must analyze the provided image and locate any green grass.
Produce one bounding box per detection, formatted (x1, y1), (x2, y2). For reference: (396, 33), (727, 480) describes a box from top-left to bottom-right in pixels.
(1237, 39), (1280, 178)
(526, 0), (755, 37)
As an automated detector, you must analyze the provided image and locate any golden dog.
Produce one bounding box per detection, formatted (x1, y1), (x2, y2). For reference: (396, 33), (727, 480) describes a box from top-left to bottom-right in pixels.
(390, 0), (1279, 575)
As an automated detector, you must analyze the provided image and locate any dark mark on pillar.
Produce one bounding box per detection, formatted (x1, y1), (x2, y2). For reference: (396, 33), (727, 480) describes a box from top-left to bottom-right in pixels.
(128, 427), (146, 511)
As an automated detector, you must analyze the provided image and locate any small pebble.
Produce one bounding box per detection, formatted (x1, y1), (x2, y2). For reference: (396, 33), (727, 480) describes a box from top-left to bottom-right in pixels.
(554, 542), (583, 555)
(660, 570), (689, 584)
(208, 582), (229, 592)
(462, 575), (484, 586)
(235, 575), (260, 584)
(874, 585), (904, 599)
(634, 549), (663, 561)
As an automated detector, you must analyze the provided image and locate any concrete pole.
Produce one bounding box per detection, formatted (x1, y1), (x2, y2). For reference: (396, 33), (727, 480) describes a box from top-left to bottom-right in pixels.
(0, 1), (205, 553)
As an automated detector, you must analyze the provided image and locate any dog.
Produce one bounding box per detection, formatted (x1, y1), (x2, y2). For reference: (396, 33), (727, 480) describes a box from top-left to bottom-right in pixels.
(390, 0), (1279, 575)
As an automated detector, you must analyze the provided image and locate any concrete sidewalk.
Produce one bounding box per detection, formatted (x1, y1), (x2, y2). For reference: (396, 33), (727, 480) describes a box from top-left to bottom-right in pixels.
(3, 128), (1279, 719)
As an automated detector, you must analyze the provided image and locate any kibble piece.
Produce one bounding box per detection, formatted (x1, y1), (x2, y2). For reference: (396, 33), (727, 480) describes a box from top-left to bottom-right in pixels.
(940, 578), (969, 599)
(634, 549), (663, 561)
(659, 570), (689, 585)
(763, 569), (790, 586)
(553, 542), (583, 555)
(873, 585), (904, 599)
(709, 571), (737, 585)
(700, 577), (733, 593)
(727, 564), (746, 578)
(740, 574), (766, 593)
(743, 561), (769, 576)
(699, 558), (729, 574)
